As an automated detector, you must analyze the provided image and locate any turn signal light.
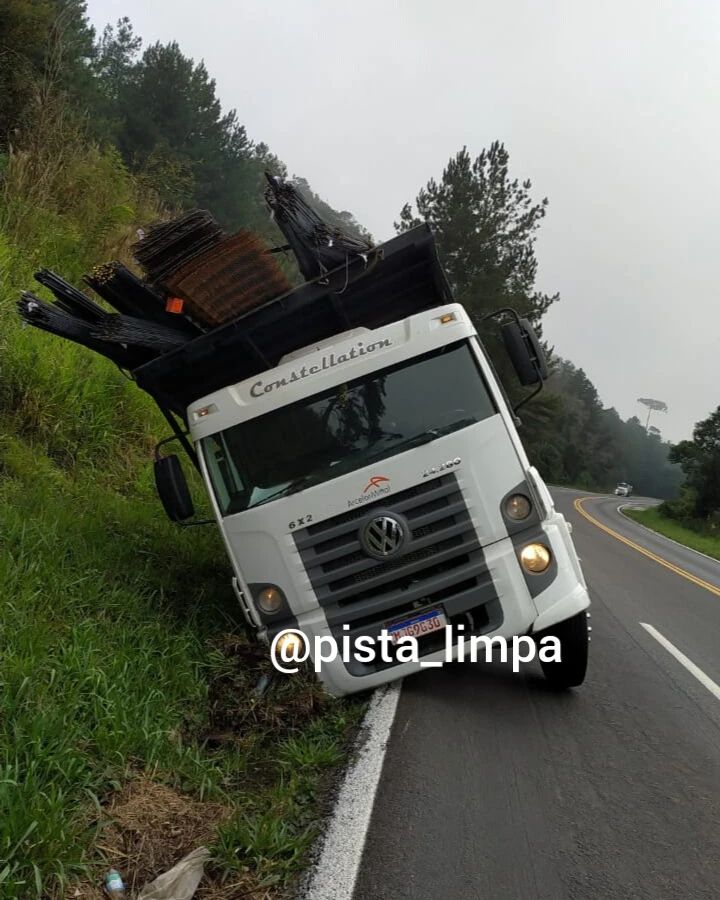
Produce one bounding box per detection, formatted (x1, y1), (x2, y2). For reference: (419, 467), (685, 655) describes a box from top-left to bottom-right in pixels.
(192, 403), (218, 421)
(520, 543), (552, 574)
(256, 585), (284, 614)
(505, 494), (532, 521)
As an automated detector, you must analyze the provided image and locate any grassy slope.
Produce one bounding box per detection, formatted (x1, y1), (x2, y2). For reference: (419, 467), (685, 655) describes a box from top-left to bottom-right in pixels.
(0, 428), (363, 897)
(623, 507), (720, 561)
(0, 151), (363, 897)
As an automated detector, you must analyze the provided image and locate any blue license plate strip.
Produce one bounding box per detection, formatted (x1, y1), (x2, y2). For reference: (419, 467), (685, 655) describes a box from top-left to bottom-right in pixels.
(386, 609), (447, 642)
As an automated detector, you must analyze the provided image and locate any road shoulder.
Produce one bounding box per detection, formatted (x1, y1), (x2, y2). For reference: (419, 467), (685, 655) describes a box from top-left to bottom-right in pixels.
(621, 505), (720, 563)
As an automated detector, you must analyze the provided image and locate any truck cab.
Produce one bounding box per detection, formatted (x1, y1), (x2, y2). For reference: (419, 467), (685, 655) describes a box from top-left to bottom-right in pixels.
(143, 226), (590, 696)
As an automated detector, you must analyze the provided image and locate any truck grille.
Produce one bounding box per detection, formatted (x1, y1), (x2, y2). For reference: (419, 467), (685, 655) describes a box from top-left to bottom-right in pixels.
(294, 474), (496, 632)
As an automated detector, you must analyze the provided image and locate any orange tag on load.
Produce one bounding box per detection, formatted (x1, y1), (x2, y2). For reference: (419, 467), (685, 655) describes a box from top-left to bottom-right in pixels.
(165, 297), (184, 314)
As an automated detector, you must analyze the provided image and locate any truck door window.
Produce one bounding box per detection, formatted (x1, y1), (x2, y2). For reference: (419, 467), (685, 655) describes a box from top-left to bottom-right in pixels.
(201, 340), (496, 514)
(204, 432), (246, 510)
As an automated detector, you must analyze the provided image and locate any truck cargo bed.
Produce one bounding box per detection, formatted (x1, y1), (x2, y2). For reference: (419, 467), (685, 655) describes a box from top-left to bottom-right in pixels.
(133, 224), (452, 418)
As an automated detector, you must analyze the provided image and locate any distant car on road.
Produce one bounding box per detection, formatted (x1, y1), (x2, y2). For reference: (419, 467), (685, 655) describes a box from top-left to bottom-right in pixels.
(614, 482), (633, 497)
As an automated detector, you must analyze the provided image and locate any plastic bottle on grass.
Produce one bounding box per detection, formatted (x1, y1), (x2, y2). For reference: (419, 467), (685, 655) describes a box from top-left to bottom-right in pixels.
(104, 869), (126, 896)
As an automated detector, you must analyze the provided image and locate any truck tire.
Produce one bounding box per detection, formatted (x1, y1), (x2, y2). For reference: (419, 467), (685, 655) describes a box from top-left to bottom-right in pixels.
(535, 610), (589, 688)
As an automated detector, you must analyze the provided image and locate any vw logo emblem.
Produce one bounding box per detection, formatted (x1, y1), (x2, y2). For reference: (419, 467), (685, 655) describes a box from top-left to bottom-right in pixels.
(360, 514), (406, 559)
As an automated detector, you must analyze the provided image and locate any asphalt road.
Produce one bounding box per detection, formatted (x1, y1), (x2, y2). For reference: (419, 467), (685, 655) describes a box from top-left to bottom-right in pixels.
(352, 488), (720, 900)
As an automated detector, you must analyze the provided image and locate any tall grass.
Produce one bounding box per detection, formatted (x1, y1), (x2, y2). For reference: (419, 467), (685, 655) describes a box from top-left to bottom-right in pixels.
(0, 104), (361, 897)
(0, 128), (236, 888)
(0, 102), (167, 482)
(0, 441), (231, 895)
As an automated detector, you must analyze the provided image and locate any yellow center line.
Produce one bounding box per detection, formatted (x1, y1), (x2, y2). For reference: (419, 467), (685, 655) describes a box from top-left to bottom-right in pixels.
(573, 497), (720, 598)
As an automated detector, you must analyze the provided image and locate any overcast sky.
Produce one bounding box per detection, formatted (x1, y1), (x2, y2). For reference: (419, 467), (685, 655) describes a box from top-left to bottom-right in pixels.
(89, 0), (719, 442)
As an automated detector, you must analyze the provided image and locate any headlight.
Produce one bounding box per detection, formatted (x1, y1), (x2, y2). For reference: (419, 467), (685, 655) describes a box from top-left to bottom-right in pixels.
(256, 585), (284, 614)
(520, 542), (552, 573)
(505, 493), (532, 521)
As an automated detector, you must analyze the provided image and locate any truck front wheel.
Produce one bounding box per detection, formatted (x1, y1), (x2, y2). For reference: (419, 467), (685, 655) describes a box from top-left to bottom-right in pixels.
(535, 610), (589, 688)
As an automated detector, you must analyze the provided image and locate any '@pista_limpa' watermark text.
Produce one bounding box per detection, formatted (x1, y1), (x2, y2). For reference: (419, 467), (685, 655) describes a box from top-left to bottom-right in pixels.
(269, 625), (561, 674)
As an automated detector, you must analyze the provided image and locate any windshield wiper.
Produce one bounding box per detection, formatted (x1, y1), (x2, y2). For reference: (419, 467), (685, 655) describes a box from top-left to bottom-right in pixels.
(363, 418), (477, 463)
(249, 479), (310, 509)
(249, 467), (336, 509)
(431, 416), (477, 436)
(369, 430), (439, 457)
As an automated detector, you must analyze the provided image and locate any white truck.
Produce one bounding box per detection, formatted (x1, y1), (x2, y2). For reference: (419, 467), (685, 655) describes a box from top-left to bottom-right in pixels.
(143, 226), (590, 696)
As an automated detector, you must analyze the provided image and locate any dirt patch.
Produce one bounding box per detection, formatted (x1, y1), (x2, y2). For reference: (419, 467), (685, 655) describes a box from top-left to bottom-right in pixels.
(68, 776), (272, 900)
(206, 635), (331, 736)
(99, 778), (230, 896)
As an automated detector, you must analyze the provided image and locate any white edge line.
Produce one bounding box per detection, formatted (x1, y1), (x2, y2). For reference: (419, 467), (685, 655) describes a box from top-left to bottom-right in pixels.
(619, 505), (720, 566)
(300, 682), (401, 900)
(640, 623), (720, 702)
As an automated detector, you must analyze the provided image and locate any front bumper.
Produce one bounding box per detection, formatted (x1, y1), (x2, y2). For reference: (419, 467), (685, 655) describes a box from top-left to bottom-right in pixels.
(296, 514), (589, 697)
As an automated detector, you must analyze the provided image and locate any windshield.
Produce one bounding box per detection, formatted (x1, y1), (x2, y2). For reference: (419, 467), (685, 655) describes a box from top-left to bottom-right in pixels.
(201, 340), (497, 515)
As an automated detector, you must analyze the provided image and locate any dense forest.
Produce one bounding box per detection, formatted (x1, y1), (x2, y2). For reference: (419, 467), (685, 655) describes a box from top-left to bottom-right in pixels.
(660, 405), (720, 532)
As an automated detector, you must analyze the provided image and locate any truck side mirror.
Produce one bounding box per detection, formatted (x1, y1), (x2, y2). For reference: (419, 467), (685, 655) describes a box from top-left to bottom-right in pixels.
(154, 454), (195, 522)
(502, 318), (548, 386)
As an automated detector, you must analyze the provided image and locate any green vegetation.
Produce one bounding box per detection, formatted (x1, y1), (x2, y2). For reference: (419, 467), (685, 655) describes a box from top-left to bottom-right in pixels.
(0, 446), (363, 896)
(625, 404), (720, 551)
(0, 305), (365, 898)
(0, 5), (365, 898)
(665, 406), (720, 520)
(623, 507), (720, 561)
(0, 150), (363, 900)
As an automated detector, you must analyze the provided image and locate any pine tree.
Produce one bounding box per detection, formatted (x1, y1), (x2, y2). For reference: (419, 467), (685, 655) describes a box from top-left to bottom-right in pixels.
(396, 142), (557, 328)
(670, 408), (720, 517)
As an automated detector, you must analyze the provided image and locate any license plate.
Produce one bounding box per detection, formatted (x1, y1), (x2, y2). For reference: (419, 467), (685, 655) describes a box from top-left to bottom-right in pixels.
(387, 609), (448, 643)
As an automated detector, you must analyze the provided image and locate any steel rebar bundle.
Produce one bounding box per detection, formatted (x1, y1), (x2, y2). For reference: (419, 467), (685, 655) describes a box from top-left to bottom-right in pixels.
(132, 210), (223, 283)
(91, 315), (193, 352)
(264, 173), (374, 280)
(34, 269), (110, 324)
(85, 262), (201, 335)
(17, 293), (151, 369)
